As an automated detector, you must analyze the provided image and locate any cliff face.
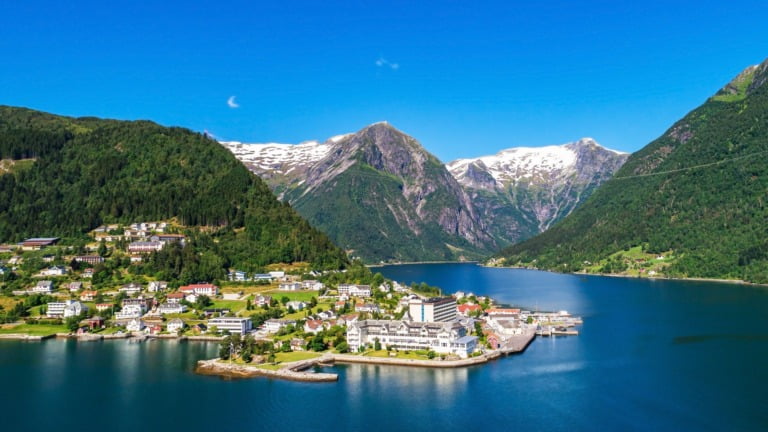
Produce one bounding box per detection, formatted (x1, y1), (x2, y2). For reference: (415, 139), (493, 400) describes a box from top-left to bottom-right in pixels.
(224, 123), (494, 262)
(447, 138), (629, 246)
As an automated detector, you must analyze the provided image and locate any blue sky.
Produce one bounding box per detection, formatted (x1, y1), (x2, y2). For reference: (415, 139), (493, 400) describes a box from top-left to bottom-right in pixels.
(1, 1), (767, 162)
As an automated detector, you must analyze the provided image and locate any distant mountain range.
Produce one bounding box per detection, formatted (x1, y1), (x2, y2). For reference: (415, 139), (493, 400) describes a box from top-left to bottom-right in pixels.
(223, 124), (627, 262)
(496, 58), (768, 283)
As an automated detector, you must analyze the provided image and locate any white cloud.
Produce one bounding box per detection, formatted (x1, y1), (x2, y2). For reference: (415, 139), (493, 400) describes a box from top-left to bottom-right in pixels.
(375, 57), (399, 70)
(227, 96), (239, 109)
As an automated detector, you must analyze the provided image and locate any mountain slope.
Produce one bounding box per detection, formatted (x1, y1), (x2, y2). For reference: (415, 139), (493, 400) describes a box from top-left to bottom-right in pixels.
(496, 58), (768, 283)
(225, 123), (495, 262)
(0, 106), (348, 270)
(447, 138), (628, 246)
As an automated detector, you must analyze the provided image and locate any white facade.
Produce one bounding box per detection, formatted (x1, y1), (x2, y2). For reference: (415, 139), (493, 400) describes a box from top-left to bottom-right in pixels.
(167, 318), (185, 333)
(148, 281), (168, 292)
(63, 301), (87, 318)
(115, 304), (144, 320)
(302, 280), (324, 290)
(409, 298), (457, 323)
(126, 319), (145, 332)
(32, 280), (54, 294)
(46, 302), (67, 318)
(286, 301), (306, 311)
(120, 283), (143, 295)
(158, 303), (187, 314)
(346, 319), (478, 358)
(279, 282), (301, 291)
(208, 317), (252, 335)
(338, 284), (372, 298)
(264, 319), (296, 333)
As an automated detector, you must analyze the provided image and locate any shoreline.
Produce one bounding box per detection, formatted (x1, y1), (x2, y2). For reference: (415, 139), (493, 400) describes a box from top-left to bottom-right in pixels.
(194, 330), (536, 382)
(367, 260), (479, 268)
(479, 263), (768, 287)
(0, 332), (225, 342)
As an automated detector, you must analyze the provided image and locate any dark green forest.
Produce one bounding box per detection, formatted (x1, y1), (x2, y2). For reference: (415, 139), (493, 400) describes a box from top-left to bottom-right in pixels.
(498, 60), (768, 283)
(0, 106), (348, 271)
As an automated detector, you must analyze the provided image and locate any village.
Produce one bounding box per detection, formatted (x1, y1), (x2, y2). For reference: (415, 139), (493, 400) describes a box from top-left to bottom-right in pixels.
(0, 222), (581, 373)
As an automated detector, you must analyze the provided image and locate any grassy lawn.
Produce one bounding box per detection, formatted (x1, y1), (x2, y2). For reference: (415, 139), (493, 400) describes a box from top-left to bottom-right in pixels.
(364, 350), (431, 360)
(211, 300), (247, 312)
(264, 290), (319, 302)
(275, 351), (322, 363)
(0, 323), (67, 336)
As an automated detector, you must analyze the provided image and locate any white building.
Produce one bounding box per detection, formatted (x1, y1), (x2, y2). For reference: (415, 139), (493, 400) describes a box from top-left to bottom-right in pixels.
(42, 266), (67, 276)
(264, 319), (296, 333)
(46, 301), (68, 318)
(115, 305), (144, 320)
(346, 319), (478, 358)
(126, 319), (145, 332)
(286, 301), (307, 311)
(208, 317), (252, 335)
(167, 318), (185, 333)
(279, 282), (301, 291)
(120, 283), (143, 295)
(179, 283), (218, 297)
(63, 301), (88, 318)
(408, 297), (457, 323)
(158, 303), (187, 315)
(148, 281), (168, 292)
(32, 280), (54, 294)
(302, 280), (324, 290)
(338, 284), (372, 298)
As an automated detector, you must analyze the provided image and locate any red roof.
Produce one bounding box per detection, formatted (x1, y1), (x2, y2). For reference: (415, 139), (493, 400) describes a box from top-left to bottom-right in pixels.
(457, 304), (482, 313)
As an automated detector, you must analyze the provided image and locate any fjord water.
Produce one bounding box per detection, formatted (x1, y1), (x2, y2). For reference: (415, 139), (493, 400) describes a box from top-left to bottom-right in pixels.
(2, 264), (767, 431)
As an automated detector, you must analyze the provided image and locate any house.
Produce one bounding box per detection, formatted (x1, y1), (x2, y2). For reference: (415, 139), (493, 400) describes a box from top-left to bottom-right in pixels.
(119, 283), (143, 295)
(64, 301), (88, 318)
(339, 314), (359, 326)
(255, 295), (272, 307)
(81, 268), (94, 278)
(0, 266), (8, 275)
(269, 271), (285, 279)
(42, 266), (67, 276)
(355, 303), (381, 314)
(185, 293), (199, 303)
(290, 338), (305, 351)
(334, 300), (346, 310)
(286, 301), (306, 311)
(46, 301), (68, 318)
(302, 280), (324, 290)
(126, 319), (145, 332)
(317, 310), (336, 320)
(158, 303), (187, 314)
(166, 292), (184, 303)
(228, 270), (248, 282)
(67, 282), (83, 292)
(203, 308), (230, 318)
(74, 256), (104, 265)
(127, 241), (164, 254)
(264, 319), (296, 333)
(167, 318), (186, 333)
(32, 280), (54, 294)
(148, 281), (168, 292)
(279, 282), (301, 291)
(338, 284), (372, 298)
(96, 303), (113, 312)
(84, 316), (105, 330)
(179, 283), (218, 297)
(304, 319), (327, 334)
(208, 317), (252, 335)
(253, 274), (273, 281)
(191, 323), (207, 334)
(80, 290), (98, 301)
(157, 234), (185, 243)
(457, 303), (482, 317)
(21, 237), (59, 250)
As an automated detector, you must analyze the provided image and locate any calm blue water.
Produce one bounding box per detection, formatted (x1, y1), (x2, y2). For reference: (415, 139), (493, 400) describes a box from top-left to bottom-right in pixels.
(2, 264), (767, 431)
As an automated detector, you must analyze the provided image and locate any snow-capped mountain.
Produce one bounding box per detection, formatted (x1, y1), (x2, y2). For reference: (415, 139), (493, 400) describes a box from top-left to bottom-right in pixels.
(447, 138), (629, 244)
(447, 138), (626, 189)
(221, 128), (628, 261)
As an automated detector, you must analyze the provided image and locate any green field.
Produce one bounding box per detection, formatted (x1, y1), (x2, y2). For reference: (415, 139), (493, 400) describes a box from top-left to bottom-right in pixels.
(264, 290), (319, 302)
(364, 349), (432, 360)
(0, 323), (67, 336)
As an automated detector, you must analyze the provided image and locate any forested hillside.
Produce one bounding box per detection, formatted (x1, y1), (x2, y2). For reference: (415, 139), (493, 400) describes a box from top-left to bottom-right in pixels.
(496, 59), (768, 283)
(0, 106), (348, 271)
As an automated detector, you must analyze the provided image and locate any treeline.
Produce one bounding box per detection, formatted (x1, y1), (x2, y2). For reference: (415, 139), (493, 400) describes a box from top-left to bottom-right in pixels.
(0, 106), (347, 271)
(497, 63), (768, 283)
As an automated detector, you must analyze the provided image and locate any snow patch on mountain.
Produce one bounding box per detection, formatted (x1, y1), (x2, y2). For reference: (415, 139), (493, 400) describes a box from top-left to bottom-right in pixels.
(447, 138), (623, 187)
(220, 139), (334, 175)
